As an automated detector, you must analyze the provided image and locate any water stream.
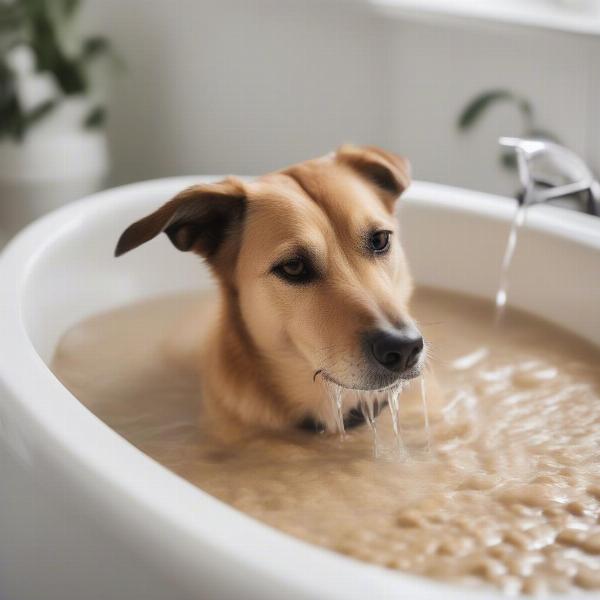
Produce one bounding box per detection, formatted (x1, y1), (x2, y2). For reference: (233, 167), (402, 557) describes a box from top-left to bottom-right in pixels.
(494, 203), (528, 325)
(452, 201), (530, 373)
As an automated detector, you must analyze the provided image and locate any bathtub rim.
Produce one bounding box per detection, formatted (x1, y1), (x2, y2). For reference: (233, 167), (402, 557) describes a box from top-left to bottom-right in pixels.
(1, 177), (599, 600)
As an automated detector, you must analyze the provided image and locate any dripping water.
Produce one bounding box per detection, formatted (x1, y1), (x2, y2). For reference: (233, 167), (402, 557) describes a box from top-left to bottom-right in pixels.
(327, 381), (428, 460)
(327, 383), (345, 437)
(495, 203), (528, 325)
(358, 391), (382, 458)
(387, 384), (406, 457)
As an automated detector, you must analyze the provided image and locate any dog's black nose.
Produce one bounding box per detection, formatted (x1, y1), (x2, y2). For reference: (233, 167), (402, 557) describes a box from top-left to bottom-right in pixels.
(369, 327), (424, 373)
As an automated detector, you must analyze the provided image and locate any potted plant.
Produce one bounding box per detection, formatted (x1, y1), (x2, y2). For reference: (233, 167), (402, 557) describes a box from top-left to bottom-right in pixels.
(456, 89), (561, 171)
(0, 0), (119, 239)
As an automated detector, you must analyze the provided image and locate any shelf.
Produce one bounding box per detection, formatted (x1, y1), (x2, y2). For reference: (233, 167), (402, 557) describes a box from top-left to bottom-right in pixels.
(371, 0), (600, 36)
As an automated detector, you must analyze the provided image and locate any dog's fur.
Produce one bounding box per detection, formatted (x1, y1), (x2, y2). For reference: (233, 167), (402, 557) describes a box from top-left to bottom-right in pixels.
(116, 145), (424, 437)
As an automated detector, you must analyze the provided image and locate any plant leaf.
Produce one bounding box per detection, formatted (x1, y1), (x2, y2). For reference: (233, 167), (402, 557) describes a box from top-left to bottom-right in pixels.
(81, 35), (125, 72)
(500, 150), (518, 171)
(22, 0), (87, 94)
(83, 105), (106, 129)
(81, 36), (111, 61)
(24, 98), (57, 127)
(0, 61), (17, 113)
(525, 127), (561, 144)
(518, 98), (533, 119)
(458, 89), (517, 130)
(0, 2), (25, 33)
(61, 0), (81, 17)
(0, 95), (26, 142)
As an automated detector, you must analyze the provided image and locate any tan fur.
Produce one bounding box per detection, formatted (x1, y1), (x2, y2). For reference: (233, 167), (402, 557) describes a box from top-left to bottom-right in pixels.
(116, 146), (421, 439)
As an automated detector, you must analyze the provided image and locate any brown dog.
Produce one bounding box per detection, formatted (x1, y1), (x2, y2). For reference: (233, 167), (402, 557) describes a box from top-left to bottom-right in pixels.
(115, 145), (425, 437)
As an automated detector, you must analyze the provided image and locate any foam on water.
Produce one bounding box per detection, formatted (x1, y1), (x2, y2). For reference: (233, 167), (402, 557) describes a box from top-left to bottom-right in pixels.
(451, 346), (489, 371)
(50, 288), (600, 595)
(420, 375), (431, 455)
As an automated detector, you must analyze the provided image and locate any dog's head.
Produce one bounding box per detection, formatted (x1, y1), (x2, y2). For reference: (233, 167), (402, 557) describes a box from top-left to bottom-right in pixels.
(116, 145), (424, 405)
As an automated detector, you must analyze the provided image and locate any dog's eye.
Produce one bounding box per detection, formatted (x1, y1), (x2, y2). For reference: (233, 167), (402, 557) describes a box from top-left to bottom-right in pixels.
(273, 257), (314, 284)
(281, 259), (305, 276)
(369, 230), (392, 254)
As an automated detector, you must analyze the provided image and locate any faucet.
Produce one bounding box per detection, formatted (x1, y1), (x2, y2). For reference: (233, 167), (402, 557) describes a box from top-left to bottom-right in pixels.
(499, 137), (600, 216)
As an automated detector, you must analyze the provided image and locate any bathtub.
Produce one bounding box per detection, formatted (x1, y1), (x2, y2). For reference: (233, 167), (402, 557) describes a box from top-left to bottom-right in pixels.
(0, 178), (598, 600)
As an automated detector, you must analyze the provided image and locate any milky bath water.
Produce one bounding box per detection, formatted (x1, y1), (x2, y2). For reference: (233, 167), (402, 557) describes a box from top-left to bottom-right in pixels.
(51, 288), (600, 595)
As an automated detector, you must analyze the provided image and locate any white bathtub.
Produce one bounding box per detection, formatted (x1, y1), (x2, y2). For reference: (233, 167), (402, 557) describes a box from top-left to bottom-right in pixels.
(0, 178), (598, 600)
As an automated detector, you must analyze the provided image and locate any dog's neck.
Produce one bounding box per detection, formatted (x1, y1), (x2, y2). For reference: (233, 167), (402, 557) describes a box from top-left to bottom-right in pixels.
(199, 286), (313, 436)
(199, 286), (371, 438)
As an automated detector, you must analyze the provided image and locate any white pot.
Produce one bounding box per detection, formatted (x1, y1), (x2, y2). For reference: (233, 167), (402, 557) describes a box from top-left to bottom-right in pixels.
(0, 98), (109, 239)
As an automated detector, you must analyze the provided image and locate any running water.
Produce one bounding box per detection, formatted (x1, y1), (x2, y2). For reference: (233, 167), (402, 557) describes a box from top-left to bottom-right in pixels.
(494, 203), (528, 324)
(450, 202), (528, 395)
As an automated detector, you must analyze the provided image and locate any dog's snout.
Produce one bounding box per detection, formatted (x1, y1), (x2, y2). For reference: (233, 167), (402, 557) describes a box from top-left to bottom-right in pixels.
(368, 328), (424, 373)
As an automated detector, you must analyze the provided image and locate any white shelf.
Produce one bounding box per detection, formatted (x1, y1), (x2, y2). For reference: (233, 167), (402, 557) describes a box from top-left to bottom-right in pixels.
(371, 0), (600, 36)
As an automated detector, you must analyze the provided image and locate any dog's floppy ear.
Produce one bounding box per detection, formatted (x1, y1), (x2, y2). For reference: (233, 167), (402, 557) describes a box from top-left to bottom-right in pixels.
(336, 145), (411, 206)
(114, 178), (246, 259)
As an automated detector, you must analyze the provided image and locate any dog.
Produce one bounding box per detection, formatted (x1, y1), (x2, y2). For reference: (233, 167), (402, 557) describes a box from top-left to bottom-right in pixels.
(115, 145), (425, 439)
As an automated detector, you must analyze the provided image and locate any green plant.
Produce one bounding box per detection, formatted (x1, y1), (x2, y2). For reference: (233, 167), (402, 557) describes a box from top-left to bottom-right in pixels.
(0, 0), (120, 142)
(457, 89), (560, 169)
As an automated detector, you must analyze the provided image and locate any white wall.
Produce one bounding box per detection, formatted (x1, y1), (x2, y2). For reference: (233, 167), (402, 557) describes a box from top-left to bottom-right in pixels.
(86, 0), (600, 198)
(383, 17), (598, 196)
(86, 0), (386, 184)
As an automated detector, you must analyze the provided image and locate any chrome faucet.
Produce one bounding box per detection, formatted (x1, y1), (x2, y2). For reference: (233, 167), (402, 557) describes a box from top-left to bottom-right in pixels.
(499, 137), (600, 216)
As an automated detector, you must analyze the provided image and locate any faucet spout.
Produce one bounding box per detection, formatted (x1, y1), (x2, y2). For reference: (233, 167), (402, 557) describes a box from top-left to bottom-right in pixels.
(499, 136), (600, 216)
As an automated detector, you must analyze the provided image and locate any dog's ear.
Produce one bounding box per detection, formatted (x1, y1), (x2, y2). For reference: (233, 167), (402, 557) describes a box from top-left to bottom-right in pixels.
(114, 178), (246, 262)
(336, 145), (411, 206)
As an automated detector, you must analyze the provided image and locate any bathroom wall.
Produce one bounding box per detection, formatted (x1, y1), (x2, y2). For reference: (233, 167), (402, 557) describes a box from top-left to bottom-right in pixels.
(382, 18), (597, 196)
(84, 0), (386, 184)
(86, 0), (600, 197)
